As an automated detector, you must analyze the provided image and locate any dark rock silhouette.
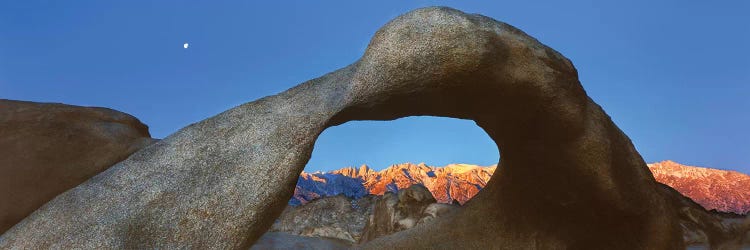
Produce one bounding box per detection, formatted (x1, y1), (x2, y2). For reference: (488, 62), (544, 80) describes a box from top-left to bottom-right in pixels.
(656, 183), (750, 249)
(0, 7), (684, 249)
(0, 99), (155, 234)
(250, 232), (350, 250)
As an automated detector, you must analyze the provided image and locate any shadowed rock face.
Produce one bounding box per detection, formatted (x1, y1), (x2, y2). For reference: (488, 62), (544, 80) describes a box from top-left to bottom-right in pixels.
(0, 7), (683, 249)
(0, 99), (155, 234)
(656, 183), (750, 249)
(250, 232), (351, 250)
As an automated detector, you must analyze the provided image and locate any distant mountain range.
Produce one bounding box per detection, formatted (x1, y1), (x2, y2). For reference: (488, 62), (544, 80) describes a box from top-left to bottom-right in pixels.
(292, 161), (750, 214)
(648, 160), (750, 214)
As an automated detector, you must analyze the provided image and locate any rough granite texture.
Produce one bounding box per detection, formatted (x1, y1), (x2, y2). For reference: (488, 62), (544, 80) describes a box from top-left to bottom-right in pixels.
(0, 7), (684, 249)
(359, 184), (457, 243)
(270, 195), (374, 243)
(269, 185), (459, 245)
(0, 99), (155, 234)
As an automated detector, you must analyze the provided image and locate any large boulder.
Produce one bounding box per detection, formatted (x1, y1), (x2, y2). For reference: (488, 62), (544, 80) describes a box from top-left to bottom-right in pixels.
(360, 184), (456, 243)
(269, 195), (374, 243)
(0, 99), (155, 234)
(0, 7), (684, 249)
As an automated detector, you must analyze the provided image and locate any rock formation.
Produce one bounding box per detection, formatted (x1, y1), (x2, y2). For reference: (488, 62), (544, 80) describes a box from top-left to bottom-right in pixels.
(0, 99), (155, 234)
(281, 165), (750, 247)
(656, 183), (750, 249)
(268, 184), (458, 245)
(270, 195), (375, 243)
(360, 184), (458, 243)
(0, 7), (684, 249)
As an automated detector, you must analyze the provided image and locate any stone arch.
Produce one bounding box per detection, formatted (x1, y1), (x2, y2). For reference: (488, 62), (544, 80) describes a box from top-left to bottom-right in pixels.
(0, 7), (683, 249)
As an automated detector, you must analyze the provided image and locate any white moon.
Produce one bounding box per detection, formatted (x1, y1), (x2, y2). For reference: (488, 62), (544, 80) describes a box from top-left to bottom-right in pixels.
(183, 43), (189, 49)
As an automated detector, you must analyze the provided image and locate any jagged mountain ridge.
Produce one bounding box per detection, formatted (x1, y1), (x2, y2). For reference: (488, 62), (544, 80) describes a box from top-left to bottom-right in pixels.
(293, 163), (495, 206)
(293, 161), (749, 214)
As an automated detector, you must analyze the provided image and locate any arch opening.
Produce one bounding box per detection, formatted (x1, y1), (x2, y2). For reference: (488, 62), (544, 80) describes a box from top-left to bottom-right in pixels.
(303, 116), (500, 203)
(266, 116), (500, 244)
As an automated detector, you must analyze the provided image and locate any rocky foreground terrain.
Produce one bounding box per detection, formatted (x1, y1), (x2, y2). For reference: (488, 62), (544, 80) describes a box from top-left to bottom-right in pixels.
(264, 184), (460, 246)
(265, 181), (750, 249)
(274, 161), (750, 248)
(293, 161), (750, 214)
(266, 161), (750, 248)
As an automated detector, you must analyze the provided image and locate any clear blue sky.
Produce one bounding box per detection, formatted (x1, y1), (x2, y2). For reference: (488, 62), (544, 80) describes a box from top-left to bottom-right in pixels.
(1, 1), (748, 173)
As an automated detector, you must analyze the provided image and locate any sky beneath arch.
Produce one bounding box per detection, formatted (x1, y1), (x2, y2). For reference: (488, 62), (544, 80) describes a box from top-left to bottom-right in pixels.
(1, 1), (748, 173)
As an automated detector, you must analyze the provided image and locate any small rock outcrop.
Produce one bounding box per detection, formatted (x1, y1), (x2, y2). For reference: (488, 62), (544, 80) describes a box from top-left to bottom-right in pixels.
(0, 7), (684, 249)
(270, 195), (374, 243)
(266, 184), (458, 246)
(0, 99), (155, 234)
(657, 183), (750, 249)
(360, 184), (457, 243)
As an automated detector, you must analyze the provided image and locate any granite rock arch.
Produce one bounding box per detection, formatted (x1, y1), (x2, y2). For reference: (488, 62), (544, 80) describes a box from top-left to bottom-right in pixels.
(0, 7), (682, 249)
